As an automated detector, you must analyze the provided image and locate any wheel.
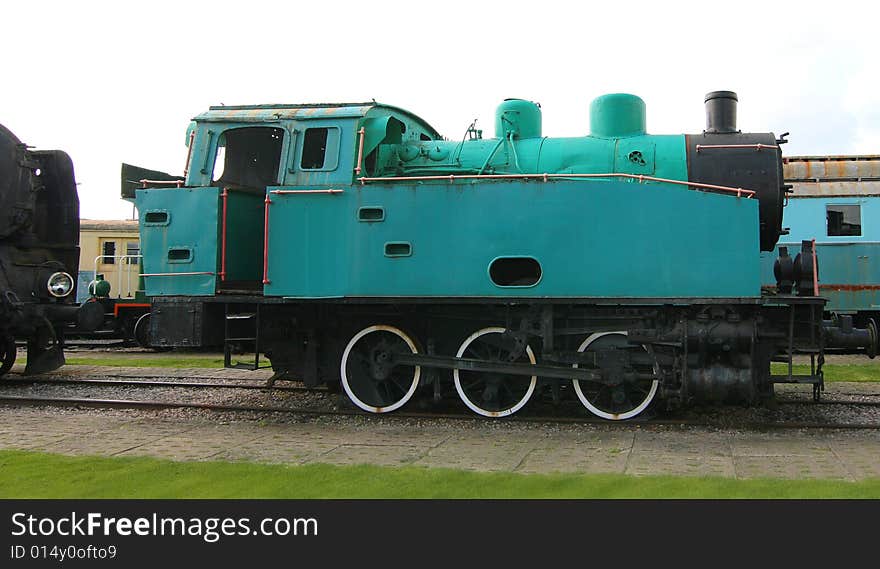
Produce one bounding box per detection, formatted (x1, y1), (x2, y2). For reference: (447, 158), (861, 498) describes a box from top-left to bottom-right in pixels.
(0, 335), (16, 377)
(134, 312), (152, 348)
(453, 327), (536, 417)
(572, 331), (660, 420)
(340, 325), (421, 413)
(134, 313), (171, 352)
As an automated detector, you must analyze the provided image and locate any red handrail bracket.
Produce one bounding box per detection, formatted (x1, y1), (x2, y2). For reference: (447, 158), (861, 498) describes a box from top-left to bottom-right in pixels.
(263, 195), (272, 285)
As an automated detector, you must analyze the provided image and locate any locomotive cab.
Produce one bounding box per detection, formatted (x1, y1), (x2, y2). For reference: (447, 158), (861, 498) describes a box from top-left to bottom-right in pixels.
(125, 103), (442, 305)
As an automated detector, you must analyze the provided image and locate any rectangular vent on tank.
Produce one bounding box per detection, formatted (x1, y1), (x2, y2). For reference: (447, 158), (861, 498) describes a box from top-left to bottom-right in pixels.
(358, 207), (385, 222)
(384, 242), (412, 257)
(168, 248), (193, 263)
(144, 211), (169, 225)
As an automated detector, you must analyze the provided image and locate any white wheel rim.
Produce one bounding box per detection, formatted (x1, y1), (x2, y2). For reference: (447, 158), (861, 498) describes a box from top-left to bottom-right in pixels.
(341, 325), (421, 414)
(453, 326), (537, 418)
(572, 331), (659, 421)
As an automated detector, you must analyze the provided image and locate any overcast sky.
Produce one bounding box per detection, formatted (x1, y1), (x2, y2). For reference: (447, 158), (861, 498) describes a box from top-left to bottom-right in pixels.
(2, 1), (877, 220)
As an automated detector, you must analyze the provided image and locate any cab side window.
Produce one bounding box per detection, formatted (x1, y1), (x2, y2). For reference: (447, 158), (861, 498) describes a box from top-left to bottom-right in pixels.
(300, 127), (340, 171)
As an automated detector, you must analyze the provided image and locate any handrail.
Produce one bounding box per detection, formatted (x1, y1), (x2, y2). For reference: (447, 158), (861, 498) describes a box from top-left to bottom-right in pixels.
(357, 172), (757, 198)
(263, 195), (271, 285)
(139, 179), (185, 188)
(92, 254), (143, 299)
(811, 238), (819, 297)
(182, 130), (196, 178)
(354, 127), (366, 176)
(140, 271), (215, 277)
(269, 189), (344, 195)
(220, 189), (228, 281)
(696, 144), (779, 152)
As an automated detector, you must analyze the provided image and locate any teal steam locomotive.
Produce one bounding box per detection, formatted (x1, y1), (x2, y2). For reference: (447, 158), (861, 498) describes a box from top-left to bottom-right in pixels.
(122, 91), (876, 419)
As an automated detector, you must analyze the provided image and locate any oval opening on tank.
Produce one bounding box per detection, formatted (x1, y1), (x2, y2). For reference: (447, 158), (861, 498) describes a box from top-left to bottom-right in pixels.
(489, 257), (542, 287)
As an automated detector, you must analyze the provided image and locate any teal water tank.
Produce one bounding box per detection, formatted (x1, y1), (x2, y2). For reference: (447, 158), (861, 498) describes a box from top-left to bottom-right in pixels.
(589, 93), (646, 138)
(495, 99), (542, 139)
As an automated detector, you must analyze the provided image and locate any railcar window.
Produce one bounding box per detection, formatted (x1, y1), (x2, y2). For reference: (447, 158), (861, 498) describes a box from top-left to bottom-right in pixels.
(827, 205), (862, 236)
(212, 127), (284, 188)
(126, 242), (140, 265)
(300, 127), (340, 170)
(102, 241), (116, 264)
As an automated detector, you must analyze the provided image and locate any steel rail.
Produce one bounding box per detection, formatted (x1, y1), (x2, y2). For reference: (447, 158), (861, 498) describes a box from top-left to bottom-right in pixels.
(6, 377), (875, 407)
(0, 377), (324, 393)
(1, 395), (878, 431)
(776, 398), (880, 408)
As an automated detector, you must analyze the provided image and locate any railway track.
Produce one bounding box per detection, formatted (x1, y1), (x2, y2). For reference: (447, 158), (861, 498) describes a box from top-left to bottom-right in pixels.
(0, 376), (323, 393)
(1, 391), (879, 431)
(5, 376), (880, 409)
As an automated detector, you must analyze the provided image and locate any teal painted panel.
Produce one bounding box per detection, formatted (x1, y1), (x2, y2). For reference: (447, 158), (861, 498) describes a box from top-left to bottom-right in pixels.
(137, 187), (219, 296)
(265, 180), (760, 298)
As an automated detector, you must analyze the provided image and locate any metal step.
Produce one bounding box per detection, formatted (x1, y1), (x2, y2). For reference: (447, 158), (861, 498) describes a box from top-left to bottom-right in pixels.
(224, 303), (261, 371)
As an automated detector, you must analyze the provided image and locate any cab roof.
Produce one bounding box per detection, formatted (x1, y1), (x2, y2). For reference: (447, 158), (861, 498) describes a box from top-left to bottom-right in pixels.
(193, 101), (442, 138)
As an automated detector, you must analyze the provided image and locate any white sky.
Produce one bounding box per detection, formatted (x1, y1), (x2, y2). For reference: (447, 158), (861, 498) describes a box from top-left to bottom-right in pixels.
(2, 0), (877, 220)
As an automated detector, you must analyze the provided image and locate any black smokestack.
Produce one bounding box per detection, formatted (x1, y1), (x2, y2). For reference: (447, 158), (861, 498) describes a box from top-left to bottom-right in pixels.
(704, 91), (738, 134)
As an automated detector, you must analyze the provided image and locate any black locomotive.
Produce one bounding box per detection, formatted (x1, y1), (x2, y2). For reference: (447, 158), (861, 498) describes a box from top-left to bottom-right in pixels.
(0, 123), (99, 376)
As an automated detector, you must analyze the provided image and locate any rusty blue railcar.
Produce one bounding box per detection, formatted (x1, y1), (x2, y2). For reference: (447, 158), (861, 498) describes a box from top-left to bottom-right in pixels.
(761, 155), (880, 329)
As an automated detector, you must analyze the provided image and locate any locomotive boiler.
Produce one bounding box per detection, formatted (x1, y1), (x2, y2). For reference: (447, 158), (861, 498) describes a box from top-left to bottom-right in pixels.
(0, 123), (97, 376)
(124, 91), (877, 419)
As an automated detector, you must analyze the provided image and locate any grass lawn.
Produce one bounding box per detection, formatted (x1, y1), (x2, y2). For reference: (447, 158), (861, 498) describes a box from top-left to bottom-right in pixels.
(770, 363), (880, 382)
(63, 353), (226, 369)
(60, 353), (880, 382)
(1, 450), (878, 499)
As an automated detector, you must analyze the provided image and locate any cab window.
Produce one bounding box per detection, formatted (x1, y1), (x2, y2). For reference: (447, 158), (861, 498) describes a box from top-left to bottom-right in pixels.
(212, 127), (284, 188)
(300, 127), (340, 171)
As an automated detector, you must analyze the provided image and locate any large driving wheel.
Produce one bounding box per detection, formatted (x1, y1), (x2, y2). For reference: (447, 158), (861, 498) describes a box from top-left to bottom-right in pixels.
(340, 325), (421, 413)
(453, 327), (536, 417)
(572, 331), (660, 420)
(0, 335), (15, 377)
